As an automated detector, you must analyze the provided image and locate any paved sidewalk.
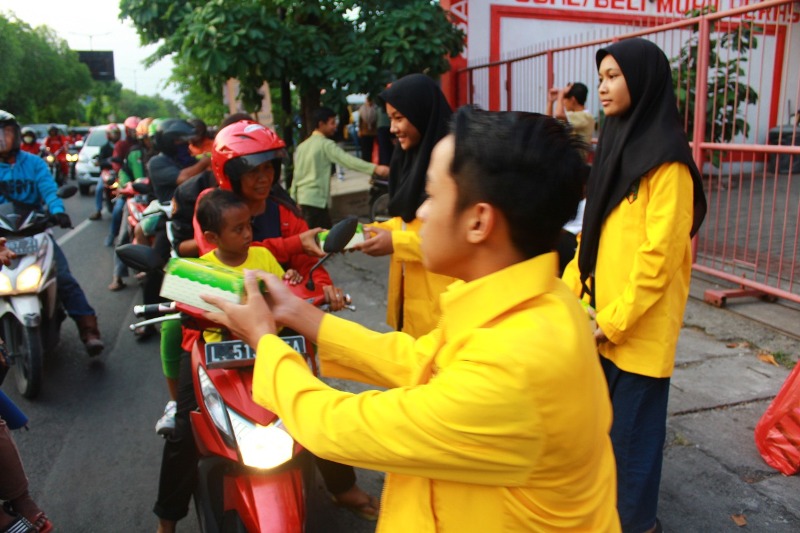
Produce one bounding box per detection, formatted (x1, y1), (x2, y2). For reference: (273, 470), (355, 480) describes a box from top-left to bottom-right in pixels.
(659, 275), (800, 532)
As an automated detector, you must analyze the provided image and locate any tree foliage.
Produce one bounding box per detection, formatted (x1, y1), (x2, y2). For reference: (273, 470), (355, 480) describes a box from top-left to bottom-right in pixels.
(0, 12), (93, 123)
(672, 7), (759, 165)
(119, 0), (464, 132)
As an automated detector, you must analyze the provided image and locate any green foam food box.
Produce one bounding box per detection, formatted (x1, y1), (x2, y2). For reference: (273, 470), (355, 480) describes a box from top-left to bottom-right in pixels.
(160, 257), (253, 313)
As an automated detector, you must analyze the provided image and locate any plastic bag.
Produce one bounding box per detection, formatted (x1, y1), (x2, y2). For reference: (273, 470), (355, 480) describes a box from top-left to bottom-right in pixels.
(754, 362), (800, 475)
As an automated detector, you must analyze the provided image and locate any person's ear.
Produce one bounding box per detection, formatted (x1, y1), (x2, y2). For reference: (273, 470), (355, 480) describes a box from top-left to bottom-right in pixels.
(203, 230), (220, 246)
(464, 202), (495, 244)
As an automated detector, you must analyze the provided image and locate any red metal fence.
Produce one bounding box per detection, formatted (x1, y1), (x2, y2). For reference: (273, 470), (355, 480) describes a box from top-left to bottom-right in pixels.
(455, 0), (800, 304)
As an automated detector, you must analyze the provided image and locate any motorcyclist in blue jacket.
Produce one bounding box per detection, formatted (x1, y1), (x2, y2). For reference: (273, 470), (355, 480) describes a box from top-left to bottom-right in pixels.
(0, 110), (104, 356)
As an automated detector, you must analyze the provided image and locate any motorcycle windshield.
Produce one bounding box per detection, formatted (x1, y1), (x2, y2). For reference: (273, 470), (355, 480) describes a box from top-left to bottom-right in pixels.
(0, 203), (50, 236)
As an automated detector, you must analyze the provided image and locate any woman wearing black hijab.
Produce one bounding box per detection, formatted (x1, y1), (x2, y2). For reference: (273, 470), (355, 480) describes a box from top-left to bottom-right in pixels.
(353, 74), (456, 338)
(562, 38), (706, 533)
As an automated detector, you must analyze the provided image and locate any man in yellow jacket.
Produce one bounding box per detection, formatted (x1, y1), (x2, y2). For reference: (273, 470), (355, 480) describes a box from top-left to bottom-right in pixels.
(205, 108), (620, 532)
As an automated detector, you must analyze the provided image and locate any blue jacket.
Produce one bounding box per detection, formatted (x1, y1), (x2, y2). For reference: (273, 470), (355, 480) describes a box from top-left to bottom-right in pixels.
(0, 150), (64, 214)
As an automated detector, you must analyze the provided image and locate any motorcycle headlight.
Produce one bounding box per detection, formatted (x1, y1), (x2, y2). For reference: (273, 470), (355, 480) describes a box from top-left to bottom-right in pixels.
(67, 153), (78, 162)
(16, 265), (41, 292)
(0, 273), (12, 294)
(197, 366), (234, 445)
(45, 155), (55, 163)
(228, 410), (295, 469)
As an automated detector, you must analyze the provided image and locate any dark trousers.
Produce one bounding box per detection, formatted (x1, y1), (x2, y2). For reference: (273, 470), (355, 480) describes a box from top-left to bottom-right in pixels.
(300, 205), (332, 230)
(358, 136), (375, 163)
(143, 230), (171, 311)
(601, 356), (670, 533)
(153, 351), (358, 521)
(154, 351), (197, 522)
(52, 238), (95, 317)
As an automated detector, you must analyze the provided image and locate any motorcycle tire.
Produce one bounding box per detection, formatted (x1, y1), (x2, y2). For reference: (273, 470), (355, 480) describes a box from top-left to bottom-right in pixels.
(4, 318), (44, 399)
(370, 192), (391, 222)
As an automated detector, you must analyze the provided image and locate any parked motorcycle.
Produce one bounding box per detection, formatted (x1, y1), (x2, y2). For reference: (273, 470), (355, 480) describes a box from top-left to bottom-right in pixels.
(0, 185), (77, 398)
(368, 176), (390, 222)
(117, 216), (359, 532)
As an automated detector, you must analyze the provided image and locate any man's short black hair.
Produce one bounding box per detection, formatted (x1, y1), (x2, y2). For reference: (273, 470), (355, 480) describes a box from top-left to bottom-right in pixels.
(450, 106), (587, 259)
(312, 107), (337, 130)
(220, 113), (253, 130)
(196, 188), (247, 234)
(565, 83), (589, 106)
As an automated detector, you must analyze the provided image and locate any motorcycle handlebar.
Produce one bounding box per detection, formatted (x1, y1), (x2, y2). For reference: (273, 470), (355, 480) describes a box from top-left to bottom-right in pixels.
(133, 302), (177, 318)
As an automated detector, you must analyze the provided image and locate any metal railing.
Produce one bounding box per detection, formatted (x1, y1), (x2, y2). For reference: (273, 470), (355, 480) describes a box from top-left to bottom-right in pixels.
(455, 0), (800, 304)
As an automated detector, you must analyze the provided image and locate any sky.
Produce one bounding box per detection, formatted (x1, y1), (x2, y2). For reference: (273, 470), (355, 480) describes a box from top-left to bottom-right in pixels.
(4, 0), (181, 103)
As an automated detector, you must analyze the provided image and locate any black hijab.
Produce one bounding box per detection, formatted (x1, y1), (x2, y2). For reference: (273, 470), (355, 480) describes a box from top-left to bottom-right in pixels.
(379, 74), (453, 222)
(578, 38), (707, 297)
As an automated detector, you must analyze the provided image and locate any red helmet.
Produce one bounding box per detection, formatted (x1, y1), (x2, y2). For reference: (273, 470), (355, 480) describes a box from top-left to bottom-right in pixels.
(212, 121), (287, 192)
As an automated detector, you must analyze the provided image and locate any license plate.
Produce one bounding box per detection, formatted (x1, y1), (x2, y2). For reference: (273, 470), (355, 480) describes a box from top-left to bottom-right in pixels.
(205, 336), (307, 369)
(6, 237), (38, 256)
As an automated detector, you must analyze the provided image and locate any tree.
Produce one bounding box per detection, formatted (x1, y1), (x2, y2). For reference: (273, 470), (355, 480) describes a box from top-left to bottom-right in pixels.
(0, 12), (93, 123)
(168, 58), (227, 126)
(672, 7), (759, 166)
(119, 0), (464, 137)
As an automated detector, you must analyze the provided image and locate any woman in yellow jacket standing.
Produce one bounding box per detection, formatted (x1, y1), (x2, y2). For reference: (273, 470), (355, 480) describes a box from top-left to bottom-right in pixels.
(354, 74), (456, 338)
(563, 38), (707, 533)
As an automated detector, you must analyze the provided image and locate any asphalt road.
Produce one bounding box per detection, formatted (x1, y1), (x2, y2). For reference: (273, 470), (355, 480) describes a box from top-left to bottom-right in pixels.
(2, 187), (388, 532)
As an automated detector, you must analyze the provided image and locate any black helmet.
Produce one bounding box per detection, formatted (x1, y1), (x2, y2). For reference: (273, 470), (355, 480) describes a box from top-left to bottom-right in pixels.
(48, 124), (59, 135)
(153, 119), (196, 156)
(0, 110), (21, 155)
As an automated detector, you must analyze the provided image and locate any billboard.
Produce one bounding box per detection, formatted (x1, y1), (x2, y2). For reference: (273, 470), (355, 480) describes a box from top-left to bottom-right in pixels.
(77, 51), (115, 81)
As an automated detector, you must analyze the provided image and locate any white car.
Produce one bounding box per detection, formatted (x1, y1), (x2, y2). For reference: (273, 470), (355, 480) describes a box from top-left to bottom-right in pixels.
(75, 124), (126, 195)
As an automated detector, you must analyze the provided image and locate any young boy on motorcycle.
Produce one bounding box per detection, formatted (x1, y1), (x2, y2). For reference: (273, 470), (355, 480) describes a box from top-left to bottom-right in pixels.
(0, 111), (103, 356)
(195, 188), (302, 340)
(205, 108), (621, 531)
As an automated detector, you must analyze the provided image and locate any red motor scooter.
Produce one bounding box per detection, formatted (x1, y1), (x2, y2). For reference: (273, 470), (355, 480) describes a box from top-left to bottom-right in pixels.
(119, 217), (359, 532)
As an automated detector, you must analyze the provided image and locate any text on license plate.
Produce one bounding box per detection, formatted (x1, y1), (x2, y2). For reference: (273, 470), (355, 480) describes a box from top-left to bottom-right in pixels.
(205, 336), (307, 369)
(6, 237), (38, 256)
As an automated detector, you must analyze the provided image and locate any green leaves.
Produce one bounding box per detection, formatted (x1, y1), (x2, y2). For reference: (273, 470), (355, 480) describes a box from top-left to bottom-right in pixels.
(121, 0), (464, 118)
(671, 5), (760, 167)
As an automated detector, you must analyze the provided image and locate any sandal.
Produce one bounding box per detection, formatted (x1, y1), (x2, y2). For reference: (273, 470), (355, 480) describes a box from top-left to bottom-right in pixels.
(0, 514), (37, 533)
(2, 501), (51, 533)
(29, 513), (52, 533)
(108, 278), (127, 291)
(331, 493), (380, 522)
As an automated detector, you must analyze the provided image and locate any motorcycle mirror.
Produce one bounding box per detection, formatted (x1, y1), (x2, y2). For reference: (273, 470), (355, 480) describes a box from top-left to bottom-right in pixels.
(116, 244), (163, 273)
(322, 216), (359, 254)
(56, 184), (78, 199)
(131, 181), (150, 194)
(305, 216), (359, 291)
